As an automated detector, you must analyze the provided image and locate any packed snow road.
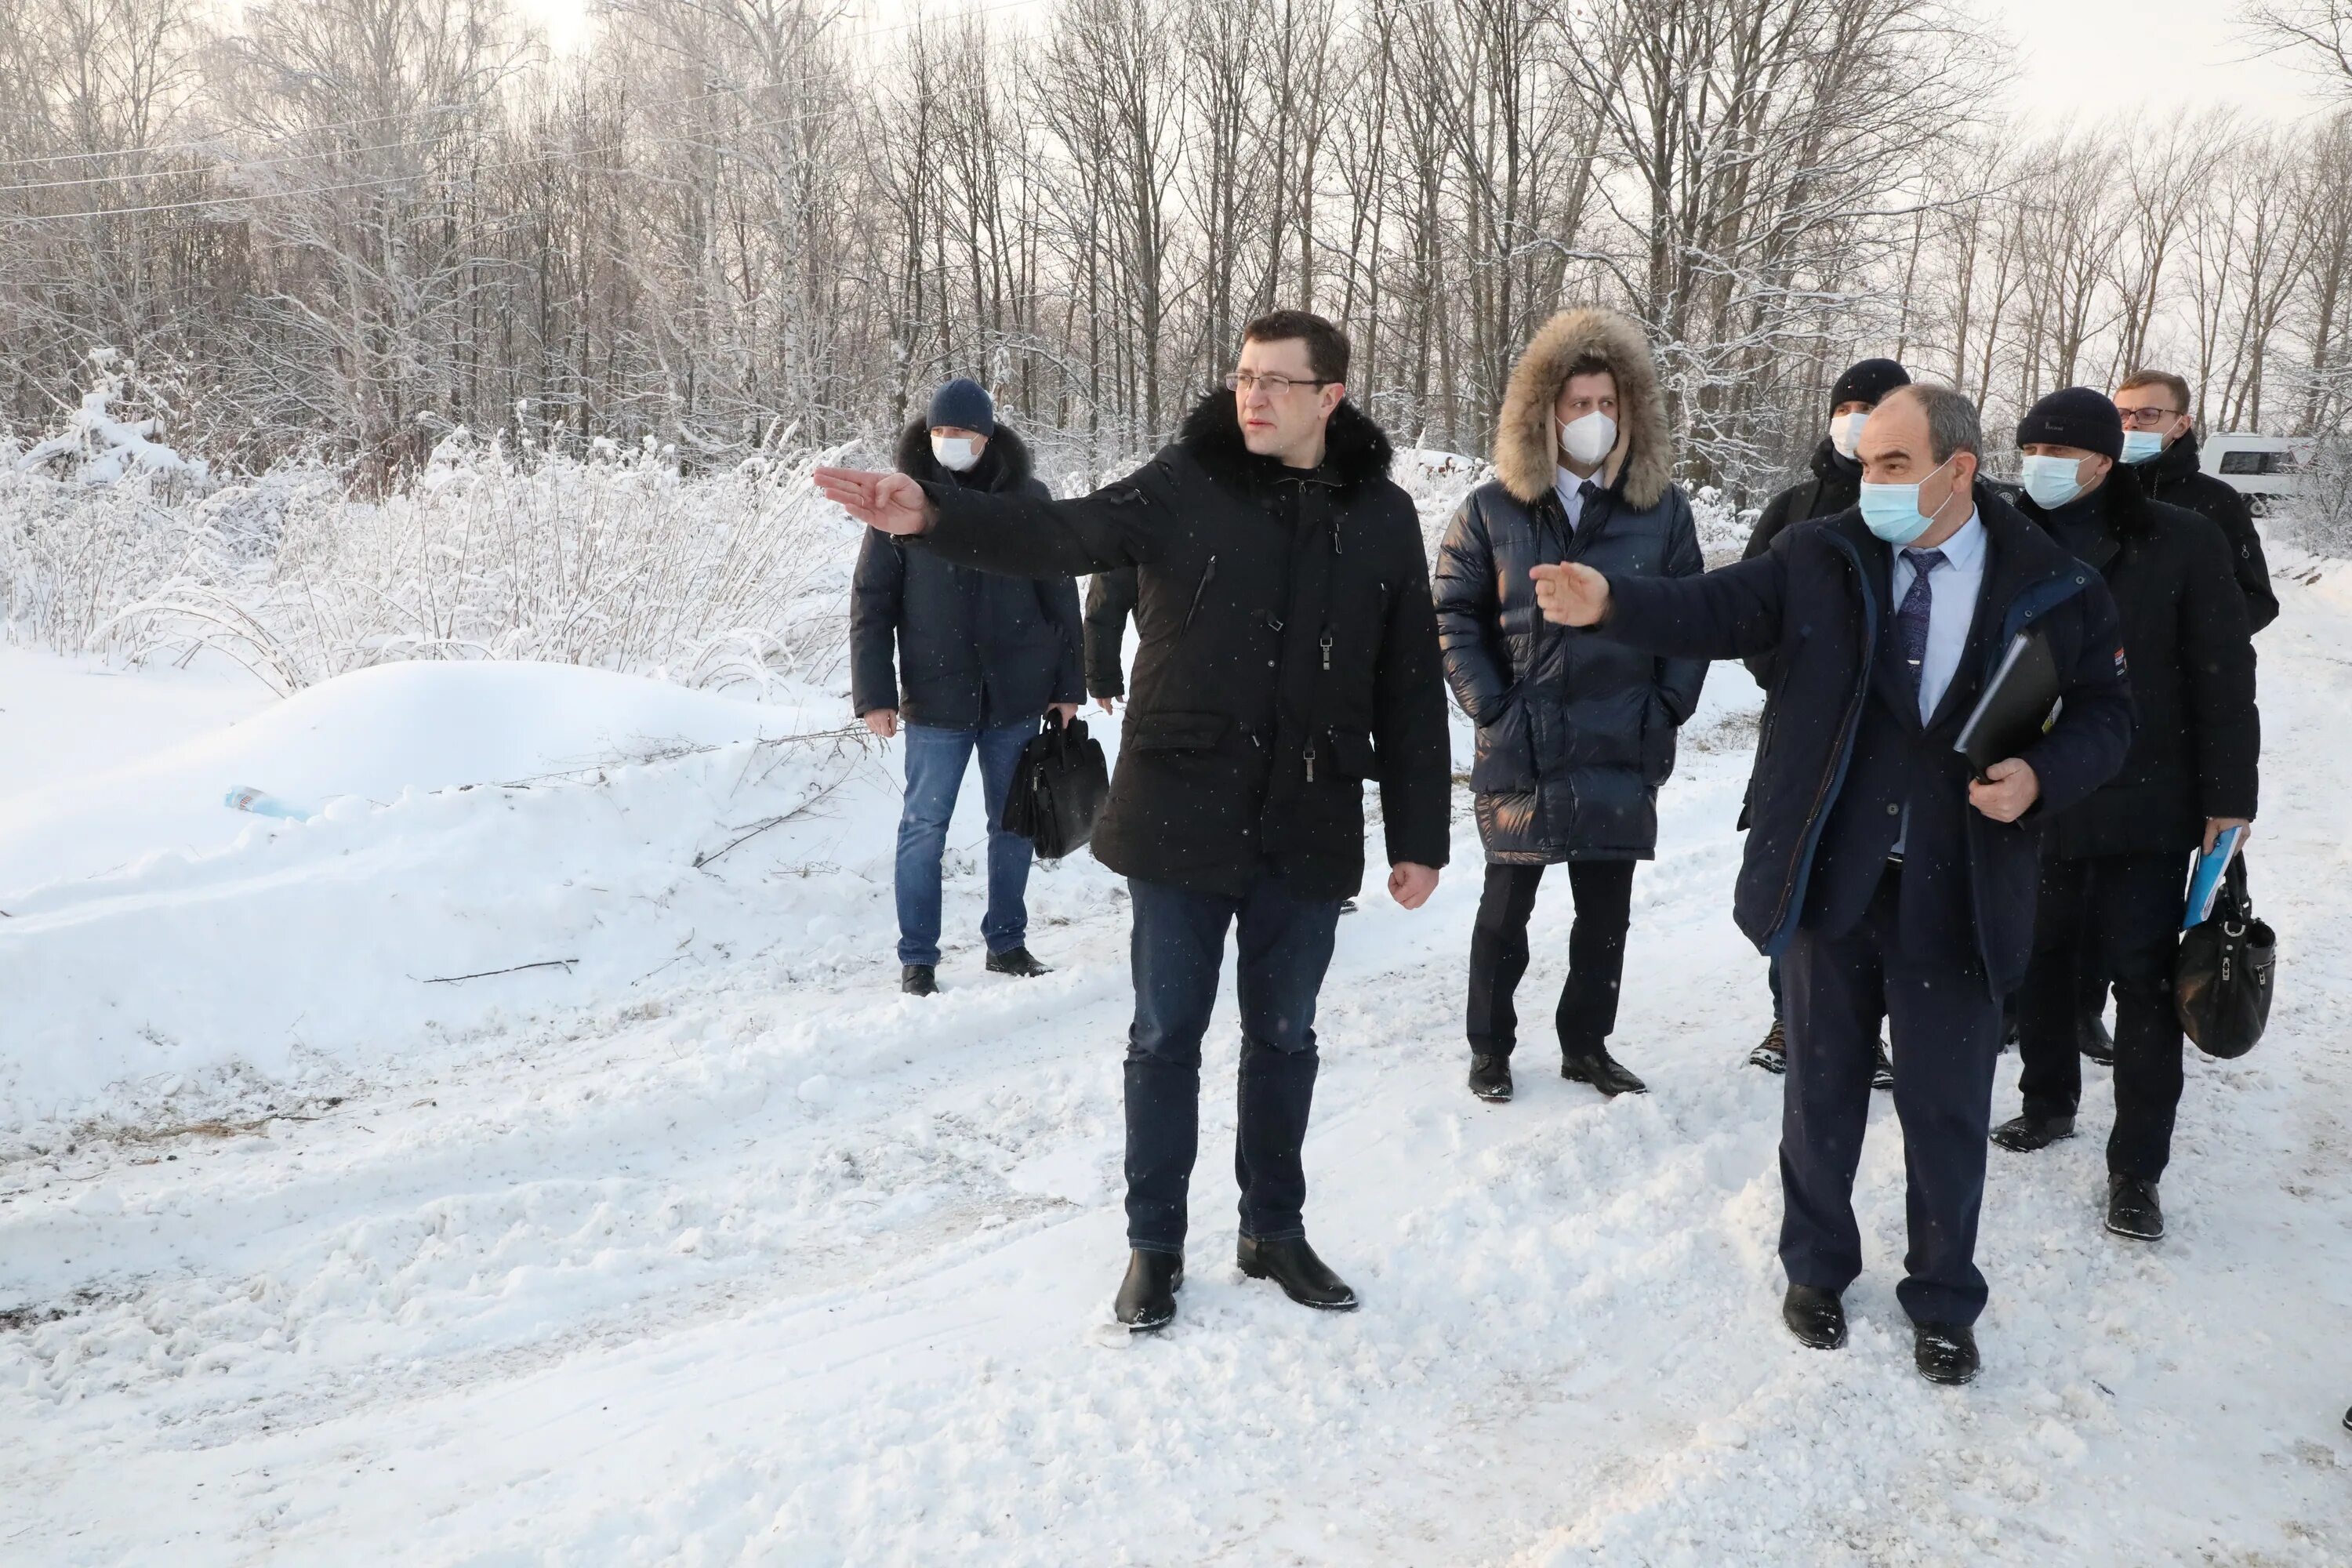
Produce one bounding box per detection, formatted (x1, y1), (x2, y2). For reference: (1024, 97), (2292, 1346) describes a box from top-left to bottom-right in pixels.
(4, 563), (2351, 1564)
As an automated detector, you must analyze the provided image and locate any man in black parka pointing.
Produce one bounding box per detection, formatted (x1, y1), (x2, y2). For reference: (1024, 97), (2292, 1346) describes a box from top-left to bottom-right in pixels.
(817, 313), (1452, 1332)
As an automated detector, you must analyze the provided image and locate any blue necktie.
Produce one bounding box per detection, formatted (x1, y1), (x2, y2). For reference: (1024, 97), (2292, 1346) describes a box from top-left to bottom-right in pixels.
(1895, 547), (1947, 711)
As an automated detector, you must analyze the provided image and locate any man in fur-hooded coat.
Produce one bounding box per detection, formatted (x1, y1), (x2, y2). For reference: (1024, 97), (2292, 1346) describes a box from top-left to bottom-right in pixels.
(1432, 307), (1708, 1103)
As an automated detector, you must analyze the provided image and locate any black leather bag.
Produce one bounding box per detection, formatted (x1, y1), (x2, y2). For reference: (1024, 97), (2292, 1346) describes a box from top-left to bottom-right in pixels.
(2175, 855), (2274, 1060)
(1000, 713), (1110, 861)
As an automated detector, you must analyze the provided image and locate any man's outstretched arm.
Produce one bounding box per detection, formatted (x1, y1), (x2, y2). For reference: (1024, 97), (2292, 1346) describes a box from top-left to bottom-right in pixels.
(815, 463), (1162, 580)
(1532, 551), (1788, 664)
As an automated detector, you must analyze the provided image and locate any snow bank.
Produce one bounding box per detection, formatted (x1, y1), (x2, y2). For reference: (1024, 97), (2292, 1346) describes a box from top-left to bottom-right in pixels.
(0, 661), (890, 1120)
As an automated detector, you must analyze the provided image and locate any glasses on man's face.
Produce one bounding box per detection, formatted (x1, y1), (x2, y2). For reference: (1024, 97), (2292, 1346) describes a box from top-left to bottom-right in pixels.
(1225, 371), (1331, 396)
(2115, 404), (2182, 428)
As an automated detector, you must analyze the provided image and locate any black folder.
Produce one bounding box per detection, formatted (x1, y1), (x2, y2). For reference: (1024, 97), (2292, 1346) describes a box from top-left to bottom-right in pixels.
(1953, 629), (2061, 780)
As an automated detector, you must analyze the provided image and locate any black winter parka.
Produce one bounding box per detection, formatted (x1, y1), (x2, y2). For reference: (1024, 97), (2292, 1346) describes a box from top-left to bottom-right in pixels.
(849, 423), (1083, 728)
(2022, 469), (2259, 860)
(2136, 430), (2278, 633)
(902, 392), (1453, 901)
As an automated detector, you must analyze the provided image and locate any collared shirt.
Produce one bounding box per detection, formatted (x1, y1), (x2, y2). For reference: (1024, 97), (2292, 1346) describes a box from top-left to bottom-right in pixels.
(1889, 507), (1987, 856)
(1890, 508), (1988, 724)
(1555, 466), (1600, 532)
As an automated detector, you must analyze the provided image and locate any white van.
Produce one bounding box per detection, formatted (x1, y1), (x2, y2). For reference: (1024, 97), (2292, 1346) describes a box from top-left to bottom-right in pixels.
(2200, 433), (2315, 512)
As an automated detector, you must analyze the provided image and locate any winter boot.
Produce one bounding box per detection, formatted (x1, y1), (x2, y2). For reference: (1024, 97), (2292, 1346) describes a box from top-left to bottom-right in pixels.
(901, 964), (938, 996)
(1748, 1019), (1788, 1074)
(1562, 1047), (1647, 1097)
(1781, 1284), (1847, 1350)
(2078, 1011), (2116, 1067)
(1468, 1054), (1513, 1103)
(985, 946), (1051, 978)
(1914, 1322), (1980, 1385)
(1991, 1112), (2074, 1152)
(1236, 1234), (1357, 1311)
(1113, 1250), (1182, 1331)
(1871, 1038), (1895, 1092)
(2106, 1175), (2164, 1240)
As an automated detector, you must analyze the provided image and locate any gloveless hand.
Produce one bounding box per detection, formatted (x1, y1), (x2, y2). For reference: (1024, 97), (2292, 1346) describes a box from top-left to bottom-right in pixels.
(1388, 862), (1439, 909)
(1968, 757), (2039, 822)
(814, 466), (935, 535)
(1530, 561), (1610, 626)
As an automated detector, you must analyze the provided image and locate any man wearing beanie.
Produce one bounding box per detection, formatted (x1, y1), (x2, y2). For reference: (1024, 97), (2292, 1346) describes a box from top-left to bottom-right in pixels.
(1993, 387), (2258, 1244)
(851, 377), (1083, 996)
(1740, 355), (1911, 1083)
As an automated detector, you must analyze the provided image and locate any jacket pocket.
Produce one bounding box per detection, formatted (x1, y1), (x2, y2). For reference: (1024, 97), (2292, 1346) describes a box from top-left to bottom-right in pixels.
(1639, 695), (1678, 786)
(1324, 727), (1377, 781)
(1126, 710), (1230, 752)
(1470, 699), (1535, 793)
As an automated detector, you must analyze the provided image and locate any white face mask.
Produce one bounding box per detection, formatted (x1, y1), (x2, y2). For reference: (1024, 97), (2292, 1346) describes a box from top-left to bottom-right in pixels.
(931, 434), (982, 473)
(1559, 410), (1617, 467)
(1830, 410), (1869, 460)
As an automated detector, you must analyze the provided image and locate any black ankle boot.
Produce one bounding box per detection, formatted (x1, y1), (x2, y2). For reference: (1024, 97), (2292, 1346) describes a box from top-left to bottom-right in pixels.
(1468, 1054), (1513, 1102)
(900, 964), (937, 996)
(1236, 1234), (1356, 1311)
(1113, 1250), (1182, 1330)
(1914, 1321), (1980, 1385)
(1781, 1283), (1846, 1349)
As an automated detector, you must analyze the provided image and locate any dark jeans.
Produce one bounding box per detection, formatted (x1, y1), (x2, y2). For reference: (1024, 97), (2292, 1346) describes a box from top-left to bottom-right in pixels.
(1466, 860), (1636, 1059)
(894, 720), (1033, 966)
(1123, 874), (1344, 1256)
(1782, 865), (2002, 1327)
(2017, 852), (2188, 1180)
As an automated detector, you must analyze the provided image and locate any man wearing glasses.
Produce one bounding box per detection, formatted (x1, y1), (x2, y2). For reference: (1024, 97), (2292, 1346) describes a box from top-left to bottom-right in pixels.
(814, 313), (1452, 1333)
(2113, 372), (2278, 631)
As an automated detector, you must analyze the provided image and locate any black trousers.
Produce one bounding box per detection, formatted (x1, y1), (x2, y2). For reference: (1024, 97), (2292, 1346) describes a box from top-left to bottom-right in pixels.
(1465, 859), (1635, 1058)
(1781, 865), (2002, 1327)
(2017, 852), (2188, 1181)
(1122, 874), (1344, 1256)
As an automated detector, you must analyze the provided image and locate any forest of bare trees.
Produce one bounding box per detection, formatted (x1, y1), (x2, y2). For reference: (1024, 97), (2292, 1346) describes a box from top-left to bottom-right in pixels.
(5, 0), (2352, 500)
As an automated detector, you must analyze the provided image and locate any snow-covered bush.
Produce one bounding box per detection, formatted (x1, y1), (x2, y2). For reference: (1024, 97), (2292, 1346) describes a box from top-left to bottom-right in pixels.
(3, 382), (858, 695)
(2291, 437), (2352, 561)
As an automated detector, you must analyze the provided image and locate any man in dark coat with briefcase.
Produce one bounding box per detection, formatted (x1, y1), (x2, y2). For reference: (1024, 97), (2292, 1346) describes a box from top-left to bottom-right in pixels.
(1993, 388), (2258, 1245)
(1529, 383), (2133, 1385)
(851, 379), (1083, 996)
(1433, 307), (1708, 1105)
(817, 312), (1453, 1334)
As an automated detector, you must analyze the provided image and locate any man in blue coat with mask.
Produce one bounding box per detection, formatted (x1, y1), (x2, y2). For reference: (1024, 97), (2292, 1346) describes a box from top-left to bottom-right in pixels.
(1530, 383), (2133, 1385)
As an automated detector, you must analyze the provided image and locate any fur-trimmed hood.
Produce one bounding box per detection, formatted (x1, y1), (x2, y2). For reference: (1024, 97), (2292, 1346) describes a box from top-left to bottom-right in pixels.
(1174, 389), (1396, 491)
(1493, 307), (1671, 510)
(892, 417), (1036, 493)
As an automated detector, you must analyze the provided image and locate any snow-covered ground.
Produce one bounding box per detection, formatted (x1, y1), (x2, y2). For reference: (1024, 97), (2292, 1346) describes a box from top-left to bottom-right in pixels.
(3, 560), (2350, 1563)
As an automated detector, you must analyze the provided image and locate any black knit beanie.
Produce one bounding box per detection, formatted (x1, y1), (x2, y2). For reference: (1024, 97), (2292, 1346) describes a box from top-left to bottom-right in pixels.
(1830, 358), (1910, 412)
(2015, 387), (2123, 461)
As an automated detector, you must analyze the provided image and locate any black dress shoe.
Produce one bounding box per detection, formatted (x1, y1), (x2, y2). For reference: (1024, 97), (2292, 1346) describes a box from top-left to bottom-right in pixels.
(1236, 1234), (1357, 1311)
(1915, 1321), (1980, 1385)
(1468, 1054), (1514, 1102)
(1748, 1019), (1788, 1074)
(2078, 1012), (2116, 1066)
(1781, 1283), (1847, 1350)
(1114, 1250), (1182, 1330)
(1562, 1047), (1648, 1096)
(901, 964), (938, 996)
(985, 946), (1051, 978)
(1871, 1038), (1894, 1092)
(2107, 1174), (2164, 1240)
(1991, 1112), (2074, 1152)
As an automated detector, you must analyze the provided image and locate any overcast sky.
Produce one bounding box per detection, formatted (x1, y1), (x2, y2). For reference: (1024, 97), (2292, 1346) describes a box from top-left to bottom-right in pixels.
(1980, 0), (2338, 126)
(516, 0), (2343, 129)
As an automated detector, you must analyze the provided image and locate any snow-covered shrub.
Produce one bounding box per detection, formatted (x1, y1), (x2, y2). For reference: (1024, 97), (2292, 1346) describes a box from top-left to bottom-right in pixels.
(2291, 437), (2352, 561)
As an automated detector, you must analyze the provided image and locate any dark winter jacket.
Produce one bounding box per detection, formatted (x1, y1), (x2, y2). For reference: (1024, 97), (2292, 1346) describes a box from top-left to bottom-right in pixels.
(2136, 430), (2278, 633)
(850, 423), (1083, 729)
(1434, 307), (1708, 863)
(902, 390), (1452, 901)
(1595, 485), (2133, 998)
(1741, 437), (1862, 688)
(1083, 565), (1138, 699)
(2021, 469), (2258, 860)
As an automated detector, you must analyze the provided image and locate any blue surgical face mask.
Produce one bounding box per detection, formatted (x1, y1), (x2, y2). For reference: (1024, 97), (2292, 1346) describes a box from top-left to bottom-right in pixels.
(2119, 430), (2165, 464)
(1857, 453), (1959, 546)
(2019, 452), (2089, 509)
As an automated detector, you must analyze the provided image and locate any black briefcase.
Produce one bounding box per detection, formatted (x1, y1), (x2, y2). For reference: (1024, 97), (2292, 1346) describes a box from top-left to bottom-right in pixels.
(1000, 713), (1110, 861)
(2175, 855), (2274, 1061)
